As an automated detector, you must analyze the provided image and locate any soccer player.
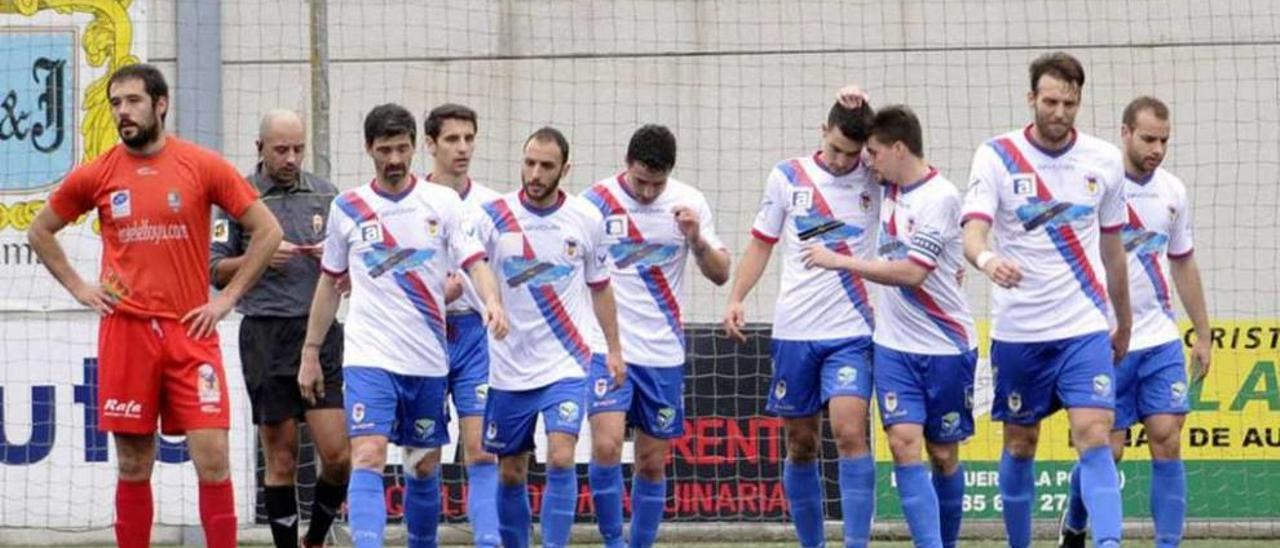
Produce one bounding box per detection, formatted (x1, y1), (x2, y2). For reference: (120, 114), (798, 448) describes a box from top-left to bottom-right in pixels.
(209, 109), (350, 548)
(475, 127), (624, 548)
(962, 52), (1132, 548)
(1057, 96), (1211, 548)
(300, 103), (508, 547)
(582, 125), (731, 548)
(803, 105), (976, 548)
(27, 63), (284, 548)
(422, 103), (505, 547)
(723, 93), (881, 548)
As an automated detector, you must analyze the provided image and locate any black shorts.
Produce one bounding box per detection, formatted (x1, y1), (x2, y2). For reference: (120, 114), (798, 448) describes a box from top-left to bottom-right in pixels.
(240, 316), (343, 425)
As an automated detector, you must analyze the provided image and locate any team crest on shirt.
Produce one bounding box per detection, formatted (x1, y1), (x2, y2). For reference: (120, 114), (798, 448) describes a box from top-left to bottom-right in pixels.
(1085, 176), (1100, 195)
(836, 366), (857, 387)
(1008, 392), (1023, 412)
(557, 401), (580, 422)
(486, 421), (498, 440)
(605, 215), (629, 237)
(414, 418), (436, 440)
(196, 364), (220, 404)
(110, 190), (132, 219)
(312, 213), (325, 235)
(358, 221), (383, 244)
(593, 378), (609, 398)
(656, 407), (676, 430)
(426, 217), (441, 237)
(1168, 205), (1178, 222)
(212, 219), (230, 243)
(790, 188), (813, 211)
(859, 191), (873, 212)
(563, 237), (580, 258)
(167, 189), (182, 212)
(1012, 174), (1035, 196)
(1093, 374), (1112, 397)
(883, 392), (899, 413)
(773, 380), (787, 400)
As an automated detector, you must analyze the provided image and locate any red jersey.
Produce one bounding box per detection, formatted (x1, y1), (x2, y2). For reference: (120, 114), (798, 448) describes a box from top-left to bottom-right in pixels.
(48, 136), (259, 319)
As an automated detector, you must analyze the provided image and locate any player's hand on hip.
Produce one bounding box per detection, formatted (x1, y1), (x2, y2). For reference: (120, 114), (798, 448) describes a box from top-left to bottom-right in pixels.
(982, 256), (1023, 288)
(485, 302), (510, 340)
(836, 84), (870, 109)
(1110, 325), (1131, 364)
(1190, 337), (1212, 383)
(672, 205), (701, 242)
(181, 293), (233, 339)
(269, 241), (300, 269)
(72, 283), (118, 316)
(723, 300), (748, 343)
(298, 348), (324, 406)
(606, 351), (626, 388)
(800, 244), (843, 271)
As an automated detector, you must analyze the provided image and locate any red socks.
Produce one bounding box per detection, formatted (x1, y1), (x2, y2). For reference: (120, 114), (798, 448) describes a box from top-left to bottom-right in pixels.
(199, 480), (237, 548)
(115, 479), (153, 548)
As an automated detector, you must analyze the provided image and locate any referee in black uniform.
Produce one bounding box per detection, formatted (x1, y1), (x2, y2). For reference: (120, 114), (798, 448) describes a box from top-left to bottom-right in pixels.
(211, 109), (350, 548)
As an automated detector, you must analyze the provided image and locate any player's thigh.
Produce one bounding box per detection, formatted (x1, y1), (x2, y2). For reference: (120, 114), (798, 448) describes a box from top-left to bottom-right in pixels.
(483, 386), (542, 457)
(633, 431), (671, 480)
(1134, 341), (1191, 427)
(302, 407), (350, 468)
(1055, 331), (1117, 414)
(922, 349), (977, 445)
(258, 418), (300, 462)
(991, 338), (1057, 425)
(393, 374), (451, 449)
(766, 339), (822, 417)
(158, 321), (230, 435)
(626, 364), (685, 440)
(97, 314), (164, 435)
(457, 415), (494, 462)
(819, 336), (874, 404)
(873, 345), (928, 434)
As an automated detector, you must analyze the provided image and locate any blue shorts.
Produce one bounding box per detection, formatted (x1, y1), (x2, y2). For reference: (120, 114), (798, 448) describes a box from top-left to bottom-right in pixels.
(1115, 340), (1189, 429)
(767, 336), (873, 417)
(482, 370), (591, 457)
(874, 345), (977, 443)
(344, 366), (450, 448)
(587, 360), (685, 439)
(447, 311), (490, 417)
(991, 331), (1115, 425)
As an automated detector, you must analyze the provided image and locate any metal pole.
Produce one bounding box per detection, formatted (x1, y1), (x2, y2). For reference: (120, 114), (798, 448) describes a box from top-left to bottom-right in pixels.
(176, 0), (222, 152)
(308, 0), (331, 180)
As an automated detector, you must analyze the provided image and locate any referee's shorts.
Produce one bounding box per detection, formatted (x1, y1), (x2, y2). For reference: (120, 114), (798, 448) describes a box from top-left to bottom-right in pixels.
(239, 316), (343, 425)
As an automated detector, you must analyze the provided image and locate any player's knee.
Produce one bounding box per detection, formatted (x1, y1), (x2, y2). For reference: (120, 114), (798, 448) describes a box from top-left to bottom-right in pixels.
(1071, 422), (1112, 450)
(591, 436), (623, 465)
(116, 455), (154, 481)
(635, 453), (667, 482)
(786, 433), (819, 463)
(547, 446), (575, 470)
(926, 443), (960, 475)
(403, 447), (439, 480)
(499, 456), (529, 485)
(1146, 423), (1183, 460)
(1003, 435), (1038, 459)
(887, 433), (921, 464)
(463, 436), (496, 466)
(350, 440), (388, 471)
(264, 448), (298, 483)
(834, 427), (870, 457)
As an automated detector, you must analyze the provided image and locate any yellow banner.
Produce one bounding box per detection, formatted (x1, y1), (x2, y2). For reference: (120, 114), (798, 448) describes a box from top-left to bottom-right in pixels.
(874, 320), (1280, 462)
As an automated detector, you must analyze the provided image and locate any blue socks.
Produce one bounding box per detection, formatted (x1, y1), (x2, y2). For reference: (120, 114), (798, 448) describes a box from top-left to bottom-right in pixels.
(1065, 465), (1089, 532)
(998, 450), (1034, 548)
(932, 465), (965, 548)
(839, 455), (876, 548)
(498, 483), (531, 548)
(1151, 459), (1186, 548)
(630, 476), (666, 548)
(783, 460), (826, 547)
(542, 466), (578, 548)
(348, 468), (387, 548)
(1078, 446), (1123, 547)
(466, 463), (501, 547)
(589, 463), (626, 548)
(404, 472), (441, 547)
(895, 464), (941, 548)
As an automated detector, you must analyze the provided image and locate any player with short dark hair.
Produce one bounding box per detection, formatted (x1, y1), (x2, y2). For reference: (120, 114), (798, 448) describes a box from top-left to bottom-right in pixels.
(962, 52), (1131, 548)
(28, 63), (284, 548)
(723, 87), (881, 548)
(805, 104), (977, 548)
(583, 124), (730, 547)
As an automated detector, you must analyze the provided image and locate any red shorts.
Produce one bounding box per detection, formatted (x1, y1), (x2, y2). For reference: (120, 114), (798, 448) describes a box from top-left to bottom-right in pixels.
(97, 314), (231, 435)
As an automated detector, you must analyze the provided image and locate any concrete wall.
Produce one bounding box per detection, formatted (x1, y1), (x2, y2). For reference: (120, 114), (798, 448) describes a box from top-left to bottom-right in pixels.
(150, 0), (1279, 323)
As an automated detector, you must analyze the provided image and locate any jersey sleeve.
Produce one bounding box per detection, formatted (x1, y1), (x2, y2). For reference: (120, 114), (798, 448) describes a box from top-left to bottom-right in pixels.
(695, 193), (727, 251)
(1168, 179), (1195, 258)
(448, 196), (487, 270)
(320, 201), (351, 276)
(749, 168), (788, 243)
(204, 155), (260, 218)
(907, 190), (962, 270)
(961, 144), (1001, 225)
(47, 164), (100, 223)
(1098, 156), (1127, 232)
(584, 209), (611, 288)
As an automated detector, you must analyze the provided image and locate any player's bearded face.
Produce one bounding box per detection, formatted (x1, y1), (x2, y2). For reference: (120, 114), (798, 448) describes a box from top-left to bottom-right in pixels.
(368, 133), (415, 186)
(1029, 74), (1081, 146)
(521, 138), (568, 202)
(109, 79), (165, 149)
(1123, 110), (1170, 174)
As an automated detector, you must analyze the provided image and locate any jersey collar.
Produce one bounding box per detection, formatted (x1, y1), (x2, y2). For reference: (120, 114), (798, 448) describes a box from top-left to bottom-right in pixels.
(1023, 123), (1077, 158)
(519, 188), (566, 216)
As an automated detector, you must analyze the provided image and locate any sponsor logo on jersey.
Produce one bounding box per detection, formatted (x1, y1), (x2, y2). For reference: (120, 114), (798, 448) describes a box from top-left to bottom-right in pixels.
(110, 189), (131, 219)
(1012, 173), (1035, 196)
(359, 221), (383, 244)
(605, 216), (628, 237)
(103, 398), (143, 419)
(167, 189), (181, 213)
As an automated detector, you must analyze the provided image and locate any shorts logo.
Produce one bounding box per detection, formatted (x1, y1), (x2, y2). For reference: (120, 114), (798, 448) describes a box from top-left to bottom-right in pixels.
(593, 378), (609, 398)
(1093, 374), (1112, 397)
(196, 364), (221, 404)
(605, 216), (628, 237)
(557, 401), (580, 422)
(103, 398), (143, 419)
(1012, 174), (1035, 196)
(212, 219), (230, 243)
(1170, 381), (1188, 405)
(414, 418), (436, 440)
(359, 221), (383, 244)
(167, 189), (181, 212)
(773, 380), (787, 400)
(485, 421), (498, 440)
(110, 190), (132, 219)
(941, 412), (960, 434)
(475, 384), (489, 403)
(836, 366), (857, 387)
(426, 218), (440, 237)
(564, 237), (580, 258)
(313, 213), (325, 235)
(352, 403), (366, 423)
(883, 391), (899, 413)
(656, 407), (676, 430)
(1008, 392), (1023, 413)
(790, 188), (813, 211)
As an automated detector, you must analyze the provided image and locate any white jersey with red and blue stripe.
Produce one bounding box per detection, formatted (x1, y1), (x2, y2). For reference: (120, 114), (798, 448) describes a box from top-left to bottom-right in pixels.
(750, 152), (879, 341)
(582, 173), (726, 367)
(430, 175), (503, 314)
(873, 168), (978, 355)
(1122, 168), (1194, 350)
(475, 190), (610, 391)
(320, 176), (486, 376)
(962, 126), (1126, 343)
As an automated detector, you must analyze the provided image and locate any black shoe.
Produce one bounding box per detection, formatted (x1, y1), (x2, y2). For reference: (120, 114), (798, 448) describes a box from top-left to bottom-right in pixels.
(1057, 503), (1087, 548)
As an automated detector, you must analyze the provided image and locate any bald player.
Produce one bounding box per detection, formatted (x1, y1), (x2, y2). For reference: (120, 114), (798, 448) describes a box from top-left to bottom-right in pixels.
(211, 110), (350, 548)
